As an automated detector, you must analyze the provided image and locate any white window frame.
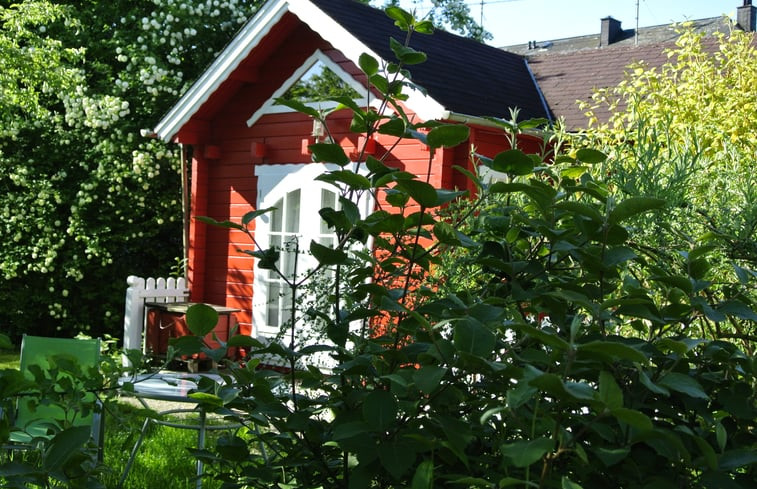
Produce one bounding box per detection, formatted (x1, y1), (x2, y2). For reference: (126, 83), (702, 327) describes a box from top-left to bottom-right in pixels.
(253, 163), (373, 339)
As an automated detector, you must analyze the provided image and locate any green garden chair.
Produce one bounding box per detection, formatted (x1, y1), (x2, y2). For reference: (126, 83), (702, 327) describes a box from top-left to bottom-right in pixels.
(5, 335), (104, 459)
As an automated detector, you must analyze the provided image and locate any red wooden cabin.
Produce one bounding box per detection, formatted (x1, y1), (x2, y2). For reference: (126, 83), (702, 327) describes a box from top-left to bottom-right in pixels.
(152, 0), (550, 343)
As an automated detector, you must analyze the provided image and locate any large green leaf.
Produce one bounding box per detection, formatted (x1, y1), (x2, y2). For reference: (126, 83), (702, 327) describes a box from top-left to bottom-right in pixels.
(385, 9), (413, 30)
(426, 124), (469, 149)
(599, 370), (623, 410)
(658, 372), (709, 400)
(43, 425), (91, 470)
(186, 303), (219, 337)
(273, 97), (322, 118)
(453, 317), (495, 357)
(310, 240), (348, 266)
(395, 179), (438, 208)
(715, 300), (757, 321)
(169, 335), (205, 356)
(575, 148), (607, 163)
(241, 207), (276, 225)
(719, 449), (757, 470)
(602, 246), (637, 268)
(501, 438), (554, 467)
(610, 408), (653, 431)
(359, 53), (379, 76)
(593, 447), (630, 467)
(332, 421), (371, 442)
(411, 460), (434, 489)
(413, 365), (447, 395)
(491, 149), (534, 176)
(227, 335), (264, 348)
(196, 215), (245, 231)
(389, 37), (427, 65)
(309, 143), (350, 166)
(251, 248), (279, 270)
(517, 323), (570, 351)
(638, 369), (669, 396)
(378, 439), (417, 479)
(362, 390), (398, 431)
(609, 197), (665, 224)
(554, 201), (602, 222)
(578, 340), (648, 364)
(316, 170), (372, 190)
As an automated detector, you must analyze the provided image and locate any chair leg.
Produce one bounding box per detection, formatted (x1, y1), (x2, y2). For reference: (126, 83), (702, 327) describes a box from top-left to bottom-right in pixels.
(118, 416), (151, 489)
(195, 409), (206, 489)
(92, 406), (105, 462)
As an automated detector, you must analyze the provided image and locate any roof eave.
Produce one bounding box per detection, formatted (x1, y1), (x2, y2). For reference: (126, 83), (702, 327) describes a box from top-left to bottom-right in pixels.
(443, 110), (547, 138)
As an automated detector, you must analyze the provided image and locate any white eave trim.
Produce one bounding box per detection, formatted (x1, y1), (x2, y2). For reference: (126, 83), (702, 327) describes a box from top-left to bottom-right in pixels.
(154, 0), (290, 141)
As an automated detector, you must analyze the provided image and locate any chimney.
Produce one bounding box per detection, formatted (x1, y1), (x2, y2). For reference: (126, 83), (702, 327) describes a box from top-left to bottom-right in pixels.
(600, 16), (622, 46)
(737, 0), (756, 32)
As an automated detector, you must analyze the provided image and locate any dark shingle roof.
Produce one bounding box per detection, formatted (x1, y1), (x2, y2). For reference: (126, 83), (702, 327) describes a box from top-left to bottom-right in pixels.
(309, 0), (550, 121)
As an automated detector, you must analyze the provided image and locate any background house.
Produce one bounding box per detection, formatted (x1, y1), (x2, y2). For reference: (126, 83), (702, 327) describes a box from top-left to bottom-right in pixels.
(506, 1), (756, 128)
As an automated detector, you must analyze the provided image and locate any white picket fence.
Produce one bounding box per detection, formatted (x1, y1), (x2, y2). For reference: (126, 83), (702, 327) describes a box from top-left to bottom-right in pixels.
(122, 275), (188, 366)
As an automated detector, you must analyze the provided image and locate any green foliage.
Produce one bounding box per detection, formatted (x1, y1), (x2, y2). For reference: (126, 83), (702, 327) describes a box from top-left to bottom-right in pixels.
(577, 24), (757, 344)
(282, 63), (361, 103)
(180, 7), (757, 489)
(0, 0), (262, 339)
(0, 351), (111, 487)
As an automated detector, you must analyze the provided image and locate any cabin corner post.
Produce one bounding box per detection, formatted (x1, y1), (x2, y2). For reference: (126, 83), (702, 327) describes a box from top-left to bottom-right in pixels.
(188, 148), (209, 302)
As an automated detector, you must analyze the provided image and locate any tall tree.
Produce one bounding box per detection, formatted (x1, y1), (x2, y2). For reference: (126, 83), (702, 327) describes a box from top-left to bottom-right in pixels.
(368, 0), (491, 41)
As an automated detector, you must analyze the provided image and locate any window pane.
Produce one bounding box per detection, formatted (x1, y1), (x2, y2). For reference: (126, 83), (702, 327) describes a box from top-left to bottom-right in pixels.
(266, 281), (280, 327)
(320, 189), (337, 234)
(271, 198), (283, 232)
(286, 190), (301, 233)
(321, 189), (336, 209)
(282, 240), (298, 278)
(281, 287), (294, 327)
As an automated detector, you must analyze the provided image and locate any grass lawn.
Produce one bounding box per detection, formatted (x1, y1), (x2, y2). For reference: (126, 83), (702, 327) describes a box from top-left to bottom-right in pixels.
(102, 402), (225, 489)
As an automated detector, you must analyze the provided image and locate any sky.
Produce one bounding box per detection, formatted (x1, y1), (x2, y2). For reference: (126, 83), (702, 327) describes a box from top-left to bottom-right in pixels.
(395, 0), (742, 47)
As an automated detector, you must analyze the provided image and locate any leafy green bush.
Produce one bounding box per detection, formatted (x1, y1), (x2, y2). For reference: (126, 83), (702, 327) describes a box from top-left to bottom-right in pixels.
(176, 7), (757, 489)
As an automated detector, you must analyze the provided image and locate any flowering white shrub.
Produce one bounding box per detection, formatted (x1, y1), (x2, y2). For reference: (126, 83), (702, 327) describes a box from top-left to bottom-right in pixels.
(0, 0), (258, 337)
